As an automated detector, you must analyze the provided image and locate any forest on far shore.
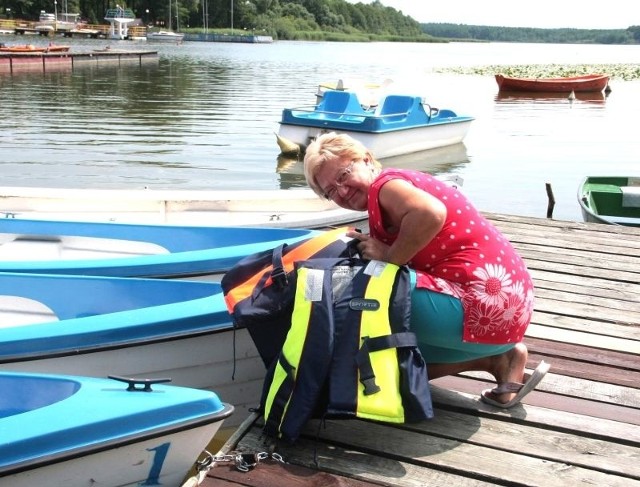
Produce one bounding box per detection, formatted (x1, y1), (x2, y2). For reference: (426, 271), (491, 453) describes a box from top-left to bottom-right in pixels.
(420, 22), (640, 45)
(2, 0), (638, 43)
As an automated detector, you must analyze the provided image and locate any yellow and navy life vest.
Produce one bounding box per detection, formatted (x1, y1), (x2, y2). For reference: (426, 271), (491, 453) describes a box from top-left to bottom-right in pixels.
(261, 257), (433, 443)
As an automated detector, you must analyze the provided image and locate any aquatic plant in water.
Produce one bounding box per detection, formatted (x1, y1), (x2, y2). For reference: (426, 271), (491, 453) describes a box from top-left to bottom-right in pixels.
(440, 63), (640, 81)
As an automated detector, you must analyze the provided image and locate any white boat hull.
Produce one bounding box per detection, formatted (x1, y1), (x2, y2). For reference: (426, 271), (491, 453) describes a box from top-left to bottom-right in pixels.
(147, 31), (185, 42)
(278, 120), (473, 159)
(0, 187), (366, 228)
(1, 327), (264, 428)
(1, 424), (221, 487)
(1, 371), (232, 486)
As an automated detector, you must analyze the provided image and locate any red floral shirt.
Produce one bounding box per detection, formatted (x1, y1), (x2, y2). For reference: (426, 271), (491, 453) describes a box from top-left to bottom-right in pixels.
(368, 169), (534, 344)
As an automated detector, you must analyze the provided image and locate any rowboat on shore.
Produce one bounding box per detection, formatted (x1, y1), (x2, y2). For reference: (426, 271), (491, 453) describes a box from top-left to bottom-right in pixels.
(495, 73), (610, 93)
(277, 90), (474, 159)
(0, 272), (261, 426)
(0, 217), (320, 279)
(0, 371), (233, 486)
(577, 176), (640, 226)
(0, 186), (366, 228)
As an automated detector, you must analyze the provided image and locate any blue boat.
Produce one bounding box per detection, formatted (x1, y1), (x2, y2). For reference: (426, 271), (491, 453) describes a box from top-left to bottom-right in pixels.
(0, 371), (233, 486)
(0, 273), (260, 426)
(277, 90), (474, 159)
(0, 217), (320, 278)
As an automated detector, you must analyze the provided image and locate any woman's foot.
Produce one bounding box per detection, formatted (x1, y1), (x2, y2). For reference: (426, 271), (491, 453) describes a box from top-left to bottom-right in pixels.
(483, 343), (528, 405)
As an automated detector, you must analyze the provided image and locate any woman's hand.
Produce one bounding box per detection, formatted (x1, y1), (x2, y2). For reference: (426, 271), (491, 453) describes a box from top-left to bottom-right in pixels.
(346, 231), (390, 261)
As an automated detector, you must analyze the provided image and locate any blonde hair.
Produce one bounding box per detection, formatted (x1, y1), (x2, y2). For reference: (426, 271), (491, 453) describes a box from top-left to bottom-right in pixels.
(303, 132), (380, 197)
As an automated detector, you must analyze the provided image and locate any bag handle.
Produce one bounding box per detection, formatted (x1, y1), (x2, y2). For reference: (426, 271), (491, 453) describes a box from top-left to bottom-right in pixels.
(251, 243), (287, 301)
(270, 243), (288, 289)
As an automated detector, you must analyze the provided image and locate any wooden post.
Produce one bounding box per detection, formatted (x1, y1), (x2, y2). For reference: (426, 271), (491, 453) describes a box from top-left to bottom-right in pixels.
(546, 182), (555, 218)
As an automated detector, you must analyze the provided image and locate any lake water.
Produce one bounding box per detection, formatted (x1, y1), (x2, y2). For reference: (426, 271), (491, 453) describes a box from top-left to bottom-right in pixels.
(1, 37), (639, 222)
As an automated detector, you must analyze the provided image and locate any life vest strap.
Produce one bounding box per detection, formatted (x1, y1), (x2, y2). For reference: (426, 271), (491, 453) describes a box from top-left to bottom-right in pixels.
(356, 332), (418, 396)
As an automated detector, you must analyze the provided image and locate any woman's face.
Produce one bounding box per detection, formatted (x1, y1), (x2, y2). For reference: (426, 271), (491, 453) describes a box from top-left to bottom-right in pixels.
(314, 158), (372, 211)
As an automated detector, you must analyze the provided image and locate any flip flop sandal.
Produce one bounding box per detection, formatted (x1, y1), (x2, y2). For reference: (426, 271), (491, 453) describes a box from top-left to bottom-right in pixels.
(480, 361), (550, 409)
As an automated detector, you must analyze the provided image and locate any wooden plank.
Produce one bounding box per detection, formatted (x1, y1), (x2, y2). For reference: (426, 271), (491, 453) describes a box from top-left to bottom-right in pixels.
(235, 423), (497, 486)
(532, 280), (640, 309)
(434, 375), (640, 426)
(514, 242), (640, 270)
(532, 295), (640, 325)
(487, 213), (640, 238)
(525, 336), (640, 373)
(290, 419), (640, 486)
(428, 385), (640, 444)
(530, 267), (640, 294)
(525, 323), (640, 354)
(531, 311), (640, 341)
(207, 459), (378, 487)
(518, 256), (640, 284)
(530, 273), (640, 309)
(400, 409), (640, 478)
(501, 227), (640, 255)
(525, 357), (639, 392)
(460, 367), (640, 409)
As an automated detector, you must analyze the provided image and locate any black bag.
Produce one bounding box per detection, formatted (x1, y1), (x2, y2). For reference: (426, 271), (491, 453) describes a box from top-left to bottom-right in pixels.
(221, 227), (359, 367)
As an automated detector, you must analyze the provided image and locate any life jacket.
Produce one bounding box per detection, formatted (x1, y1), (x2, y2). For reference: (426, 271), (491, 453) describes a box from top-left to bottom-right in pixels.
(221, 227), (359, 367)
(261, 257), (433, 443)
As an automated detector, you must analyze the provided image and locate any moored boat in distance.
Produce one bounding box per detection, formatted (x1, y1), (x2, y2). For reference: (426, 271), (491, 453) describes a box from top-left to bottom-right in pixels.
(147, 30), (185, 42)
(34, 11), (81, 33)
(0, 43), (70, 53)
(277, 90), (474, 159)
(577, 176), (640, 227)
(0, 371), (233, 486)
(495, 73), (610, 93)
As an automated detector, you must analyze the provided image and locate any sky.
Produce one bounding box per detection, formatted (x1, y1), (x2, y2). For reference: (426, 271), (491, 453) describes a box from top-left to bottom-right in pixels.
(352, 0), (635, 30)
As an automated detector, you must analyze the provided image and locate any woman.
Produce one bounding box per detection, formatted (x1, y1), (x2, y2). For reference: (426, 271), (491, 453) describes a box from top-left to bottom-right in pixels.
(304, 132), (549, 408)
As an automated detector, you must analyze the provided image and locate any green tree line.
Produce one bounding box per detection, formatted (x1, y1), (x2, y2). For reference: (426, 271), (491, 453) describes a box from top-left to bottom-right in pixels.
(1, 0), (436, 41)
(421, 23), (640, 45)
(3, 0), (638, 43)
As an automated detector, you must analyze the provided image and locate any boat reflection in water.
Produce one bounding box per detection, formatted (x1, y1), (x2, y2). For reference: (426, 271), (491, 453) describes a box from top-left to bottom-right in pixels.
(495, 90), (607, 105)
(276, 142), (469, 189)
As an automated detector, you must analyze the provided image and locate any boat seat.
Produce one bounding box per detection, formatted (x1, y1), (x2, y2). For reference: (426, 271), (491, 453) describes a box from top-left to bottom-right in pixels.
(374, 95), (423, 121)
(0, 236), (169, 260)
(621, 186), (640, 207)
(0, 295), (58, 328)
(316, 91), (367, 118)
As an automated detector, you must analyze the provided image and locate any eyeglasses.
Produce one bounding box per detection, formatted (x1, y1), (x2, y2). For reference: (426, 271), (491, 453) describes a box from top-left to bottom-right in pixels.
(321, 161), (356, 201)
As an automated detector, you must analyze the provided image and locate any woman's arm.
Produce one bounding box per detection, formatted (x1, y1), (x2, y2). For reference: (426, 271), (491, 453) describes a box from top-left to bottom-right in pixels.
(349, 178), (446, 264)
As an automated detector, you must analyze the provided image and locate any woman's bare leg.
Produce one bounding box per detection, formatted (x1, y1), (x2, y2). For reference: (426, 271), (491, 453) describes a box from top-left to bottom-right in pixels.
(426, 342), (529, 405)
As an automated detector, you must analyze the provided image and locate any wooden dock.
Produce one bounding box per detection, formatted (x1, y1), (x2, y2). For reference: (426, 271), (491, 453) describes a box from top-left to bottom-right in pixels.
(0, 49), (158, 74)
(197, 213), (640, 487)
